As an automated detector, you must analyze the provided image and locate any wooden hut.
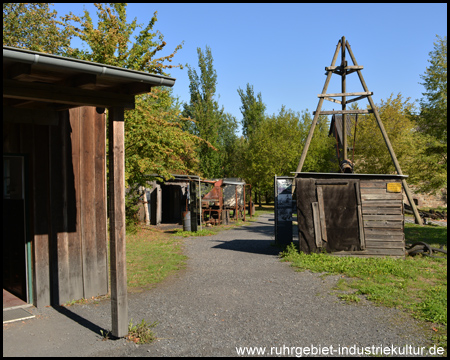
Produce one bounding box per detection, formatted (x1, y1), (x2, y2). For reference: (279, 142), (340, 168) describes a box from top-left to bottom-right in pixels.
(136, 174), (201, 232)
(3, 46), (175, 336)
(295, 172), (406, 258)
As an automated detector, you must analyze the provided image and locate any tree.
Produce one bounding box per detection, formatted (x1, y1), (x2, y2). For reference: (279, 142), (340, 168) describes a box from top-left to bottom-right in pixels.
(299, 111), (337, 173)
(3, 3), (74, 55)
(218, 112), (239, 178)
(415, 35), (447, 193)
(245, 107), (335, 204)
(62, 4), (183, 75)
(60, 4), (204, 186)
(183, 45), (232, 179)
(4, 3), (204, 227)
(237, 83), (266, 139)
(354, 93), (434, 187)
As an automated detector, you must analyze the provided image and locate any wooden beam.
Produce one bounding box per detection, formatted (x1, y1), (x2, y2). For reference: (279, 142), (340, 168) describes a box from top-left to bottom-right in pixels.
(318, 91), (372, 98)
(345, 94), (371, 105)
(325, 65), (364, 71)
(3, 106), (59, 125)
(342, 37), (347, 160)
(296, 40), (342, 173)
(311, 202), (323, 248)
(313, 109), (373, 115)
(3, 79), (135, 110)
(108, 107), (128, 338)
(6, 62), (32, 79)
(345, 41), (423, 226)
(316, 186), (328, 242)
(324, 97), (342, 104)
(70, 73), (98, 89)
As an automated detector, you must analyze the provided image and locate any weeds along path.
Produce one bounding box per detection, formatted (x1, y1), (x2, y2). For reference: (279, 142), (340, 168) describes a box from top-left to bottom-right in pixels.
(115, 213), (432, 356)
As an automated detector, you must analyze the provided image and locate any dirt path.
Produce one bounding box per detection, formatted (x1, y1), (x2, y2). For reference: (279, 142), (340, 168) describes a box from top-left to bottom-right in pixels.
(3, 214), (432, 357)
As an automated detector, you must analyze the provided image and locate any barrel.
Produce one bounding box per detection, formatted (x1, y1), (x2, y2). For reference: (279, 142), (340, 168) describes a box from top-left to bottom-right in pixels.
(182, 211), (191, 232)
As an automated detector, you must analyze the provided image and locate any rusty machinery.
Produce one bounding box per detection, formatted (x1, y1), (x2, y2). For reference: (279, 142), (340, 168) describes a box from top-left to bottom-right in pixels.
(201, 179), (252, 226)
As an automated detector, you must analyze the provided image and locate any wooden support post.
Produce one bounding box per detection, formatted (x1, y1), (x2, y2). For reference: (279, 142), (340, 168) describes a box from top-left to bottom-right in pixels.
(108, 107), (128, 338)
(341, 36), (347, 161)
(345, 42), (423, 226)
(296, 40), (342, 173)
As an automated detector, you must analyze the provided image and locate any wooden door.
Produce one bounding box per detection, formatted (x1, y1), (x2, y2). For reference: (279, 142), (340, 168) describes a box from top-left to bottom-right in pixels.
(3, 156), (28, 302)
(317, 180), (360, 252)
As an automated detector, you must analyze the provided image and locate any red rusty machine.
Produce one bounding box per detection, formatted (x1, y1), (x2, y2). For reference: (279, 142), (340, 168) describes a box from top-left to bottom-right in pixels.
(201, 179), (251, 225)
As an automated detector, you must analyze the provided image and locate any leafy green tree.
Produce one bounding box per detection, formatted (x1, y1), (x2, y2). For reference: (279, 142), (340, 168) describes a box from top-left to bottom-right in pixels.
(3, 3), (74, 55)
(354, 93), (433, 187)
(415, 35), (447, 193)
(245, 107), (335, 204)
(218, 112), (239, 178)
(63, 4), (183, 74)
(4, 3), (204, 228)
(60, 4), (204, 186)
(183, 45), (232, 179)
(299, 111), (337, 173)
(237, 83), (266, 139)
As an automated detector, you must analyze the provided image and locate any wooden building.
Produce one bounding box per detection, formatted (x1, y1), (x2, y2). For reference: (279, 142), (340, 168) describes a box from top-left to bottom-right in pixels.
(136, 174), (201, 232)
(295, 172), (406, 258)
(3, 46), (175, 336)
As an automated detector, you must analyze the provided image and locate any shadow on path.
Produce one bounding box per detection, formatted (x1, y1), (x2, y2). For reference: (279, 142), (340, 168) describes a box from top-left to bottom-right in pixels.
(211, 238), (281, 256)
(51, 305), (117, 339)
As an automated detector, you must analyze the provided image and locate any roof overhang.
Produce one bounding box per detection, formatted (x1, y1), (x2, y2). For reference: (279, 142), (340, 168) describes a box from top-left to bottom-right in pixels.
(3, 46), (176, 111)
(292, 172), (408, 179)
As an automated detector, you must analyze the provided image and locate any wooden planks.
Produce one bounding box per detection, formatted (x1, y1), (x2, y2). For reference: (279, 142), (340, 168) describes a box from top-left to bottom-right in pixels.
(360, 179), (405, 258)
(4, 107), (108, 307)
(32, 124), (51, 307)
(295, 175), (406, 258)
(67, 109), (84, 303)
(316, 186), (328, 242)
(83, 108), (96, 295)
(94, 109), (108, 296)
(311, 202), (322, 247)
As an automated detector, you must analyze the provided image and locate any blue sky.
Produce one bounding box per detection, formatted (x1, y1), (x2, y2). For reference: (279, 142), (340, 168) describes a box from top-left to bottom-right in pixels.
(51, 3), (447, 132)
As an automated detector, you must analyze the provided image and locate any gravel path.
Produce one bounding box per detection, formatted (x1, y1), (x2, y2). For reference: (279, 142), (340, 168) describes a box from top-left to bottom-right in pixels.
(3, 214), (432, 357)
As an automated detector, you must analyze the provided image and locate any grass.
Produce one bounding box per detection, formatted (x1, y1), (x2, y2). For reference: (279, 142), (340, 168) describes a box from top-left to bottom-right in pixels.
(280, 222), (447, 351)
(126, 318), (158, 344)
(125, 227), (187, 291)
(172, 228), (218, 237)
(125, 210), (270, 287)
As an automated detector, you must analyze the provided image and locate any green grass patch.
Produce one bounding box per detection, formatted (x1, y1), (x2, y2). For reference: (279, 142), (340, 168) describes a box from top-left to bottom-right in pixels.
(404, 223), (447, 247)
(172, 228), (218, 237)
(125, 227), (187, 291)
(280, 223), (447, 350)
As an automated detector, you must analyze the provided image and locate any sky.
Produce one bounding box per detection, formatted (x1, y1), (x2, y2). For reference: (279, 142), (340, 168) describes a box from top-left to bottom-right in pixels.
(51, 3), (447, 133)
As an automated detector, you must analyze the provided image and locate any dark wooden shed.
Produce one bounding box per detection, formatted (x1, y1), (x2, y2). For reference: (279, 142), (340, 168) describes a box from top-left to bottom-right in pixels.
(3, 46), (175, 336)
(295, 172), (406, 258)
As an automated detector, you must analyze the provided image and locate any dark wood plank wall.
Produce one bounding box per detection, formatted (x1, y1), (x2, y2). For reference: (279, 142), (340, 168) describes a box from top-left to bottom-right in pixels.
(360, 179), (405, 258)
(3, 107), (108, 307)
(70, 107), (108, 301)
(295, 176), (406, 258)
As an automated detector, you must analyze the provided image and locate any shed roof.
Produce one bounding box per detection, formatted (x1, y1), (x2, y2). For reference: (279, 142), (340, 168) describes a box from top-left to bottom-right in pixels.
(3, 46), (176, 110)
